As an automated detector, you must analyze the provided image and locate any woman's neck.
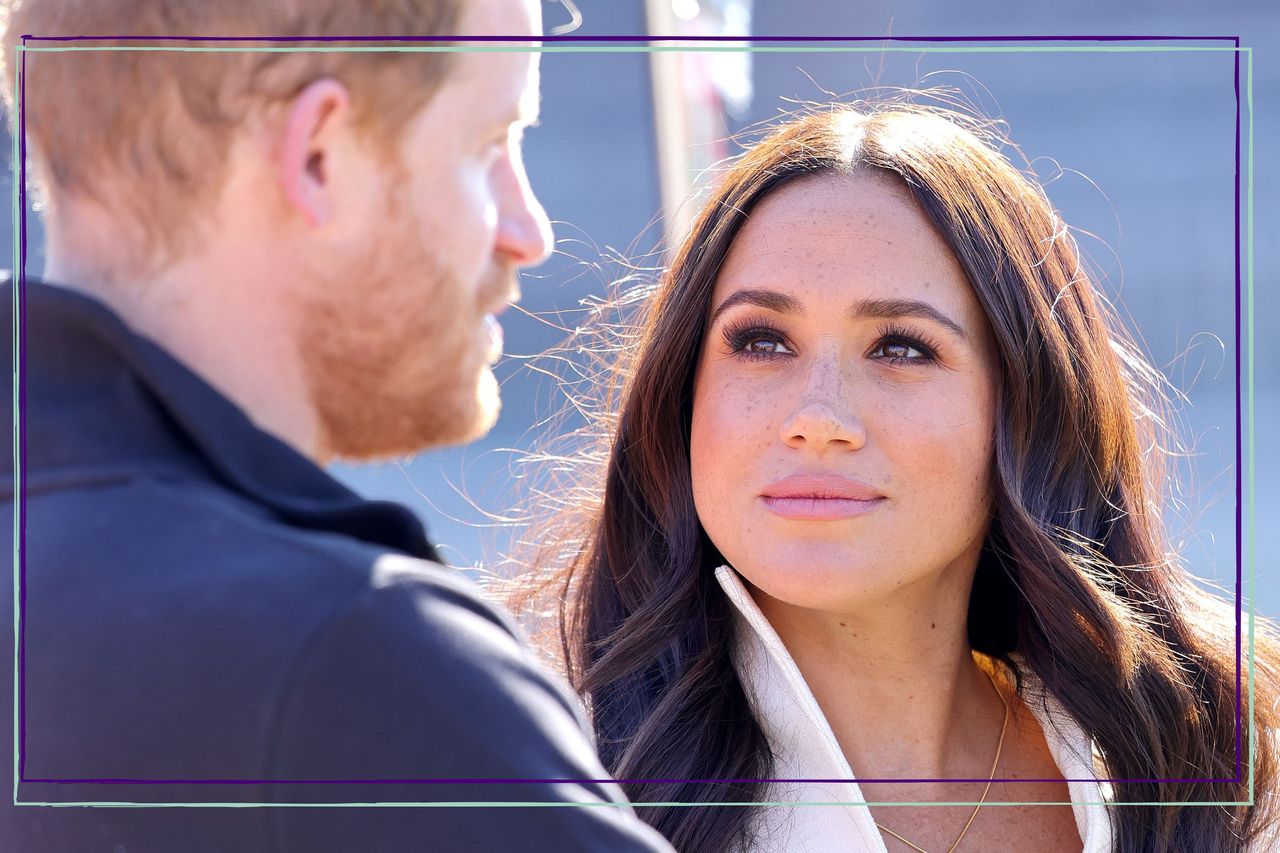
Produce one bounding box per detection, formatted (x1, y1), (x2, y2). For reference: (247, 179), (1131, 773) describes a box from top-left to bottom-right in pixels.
(749, 572), (1007, 781)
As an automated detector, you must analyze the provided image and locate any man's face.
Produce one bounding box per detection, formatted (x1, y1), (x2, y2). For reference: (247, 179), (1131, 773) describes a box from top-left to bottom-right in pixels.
(296, 0), (551, 462)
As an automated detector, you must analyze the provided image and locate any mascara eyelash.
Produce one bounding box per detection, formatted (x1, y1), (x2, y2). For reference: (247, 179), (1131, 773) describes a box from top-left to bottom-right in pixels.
(872, 323), (941, 364)
(721, 317), (792, 360)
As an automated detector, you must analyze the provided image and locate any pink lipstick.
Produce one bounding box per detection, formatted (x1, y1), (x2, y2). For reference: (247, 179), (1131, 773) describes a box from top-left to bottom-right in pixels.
(759, 474), (886, 521)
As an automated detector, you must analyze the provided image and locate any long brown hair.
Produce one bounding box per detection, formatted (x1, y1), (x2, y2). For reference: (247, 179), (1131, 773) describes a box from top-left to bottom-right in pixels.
(511, 101), (1279, 852)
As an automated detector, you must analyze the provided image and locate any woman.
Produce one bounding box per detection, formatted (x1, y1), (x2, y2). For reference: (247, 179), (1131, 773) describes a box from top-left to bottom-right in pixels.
(514, 102), (1279, 852)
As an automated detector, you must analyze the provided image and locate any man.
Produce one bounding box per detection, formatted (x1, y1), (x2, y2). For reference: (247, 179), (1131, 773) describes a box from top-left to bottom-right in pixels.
(0, 0), (673, 850)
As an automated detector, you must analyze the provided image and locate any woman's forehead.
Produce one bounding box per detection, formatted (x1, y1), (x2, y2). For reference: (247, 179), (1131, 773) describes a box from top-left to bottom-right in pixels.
(714, 172), (976, 313)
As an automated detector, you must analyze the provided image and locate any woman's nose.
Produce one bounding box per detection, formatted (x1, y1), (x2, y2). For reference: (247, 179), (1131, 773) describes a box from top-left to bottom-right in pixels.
(778, 358), (867, 451)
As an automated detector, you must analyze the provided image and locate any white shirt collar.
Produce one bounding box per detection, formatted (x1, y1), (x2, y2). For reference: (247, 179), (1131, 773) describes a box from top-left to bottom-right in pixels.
(713, 564), (1116, 853)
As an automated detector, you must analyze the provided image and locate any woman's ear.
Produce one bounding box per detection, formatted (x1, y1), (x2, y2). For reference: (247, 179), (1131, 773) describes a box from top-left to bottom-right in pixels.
(277, 78), (351, 227)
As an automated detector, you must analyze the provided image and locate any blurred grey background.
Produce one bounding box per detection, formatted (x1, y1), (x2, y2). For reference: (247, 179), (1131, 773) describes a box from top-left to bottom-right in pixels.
(6, 0), (1276, 622)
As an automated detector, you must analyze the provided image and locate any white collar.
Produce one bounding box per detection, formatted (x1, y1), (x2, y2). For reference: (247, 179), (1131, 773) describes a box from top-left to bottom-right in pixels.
(713, 564), (1115, 853)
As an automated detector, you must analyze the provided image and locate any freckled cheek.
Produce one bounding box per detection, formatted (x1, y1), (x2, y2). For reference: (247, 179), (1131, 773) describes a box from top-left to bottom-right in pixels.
(873, 393), (995, 520)
(690, 372), (779, 527)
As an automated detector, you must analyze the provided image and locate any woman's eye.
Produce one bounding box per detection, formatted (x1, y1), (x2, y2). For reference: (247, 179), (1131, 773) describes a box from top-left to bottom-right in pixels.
(721, 322), (794, 360)
(878, 341), (920, 359)
(741, 337), (792, 356)
(870, 338), (931, 363)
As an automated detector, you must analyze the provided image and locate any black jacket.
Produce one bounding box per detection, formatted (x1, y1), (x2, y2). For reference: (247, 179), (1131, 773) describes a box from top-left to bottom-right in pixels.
(0, 279), (672, 853)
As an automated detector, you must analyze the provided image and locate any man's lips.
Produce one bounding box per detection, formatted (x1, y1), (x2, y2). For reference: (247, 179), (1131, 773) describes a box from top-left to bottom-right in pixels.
(483, 289), (519, 364)
(498, 285), (521, 310)
(484, 314), (504, 363)
(486, 293), (519, 318)
(759, 474), (886, 520)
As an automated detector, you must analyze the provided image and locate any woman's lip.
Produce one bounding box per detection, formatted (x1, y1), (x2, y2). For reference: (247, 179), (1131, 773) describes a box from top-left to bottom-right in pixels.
(758, 474), (886, 521)
(760, 474), (885, 501)
(760, 495), (885, 521)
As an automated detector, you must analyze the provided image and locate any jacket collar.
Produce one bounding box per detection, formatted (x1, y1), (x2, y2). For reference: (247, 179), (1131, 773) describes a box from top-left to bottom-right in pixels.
(7, 276), (439, 562)
(713, 564), (1115, 852)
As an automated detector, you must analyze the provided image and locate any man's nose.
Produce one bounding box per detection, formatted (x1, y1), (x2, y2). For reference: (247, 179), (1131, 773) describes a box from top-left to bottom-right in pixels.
(495, 153), (553, 268)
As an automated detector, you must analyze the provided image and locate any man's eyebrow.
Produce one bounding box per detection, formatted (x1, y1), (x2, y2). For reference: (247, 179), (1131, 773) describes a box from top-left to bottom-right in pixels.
(708, 288), (802, 326)
(850, 297), (968, 340)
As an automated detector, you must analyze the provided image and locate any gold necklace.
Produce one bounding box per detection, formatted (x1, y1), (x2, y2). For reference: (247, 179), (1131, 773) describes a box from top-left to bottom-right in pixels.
(874, 667), (1011, 853)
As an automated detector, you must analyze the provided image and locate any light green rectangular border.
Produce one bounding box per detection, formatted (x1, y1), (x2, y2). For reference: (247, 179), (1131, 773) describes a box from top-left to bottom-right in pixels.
(10, 43), (1259, 809)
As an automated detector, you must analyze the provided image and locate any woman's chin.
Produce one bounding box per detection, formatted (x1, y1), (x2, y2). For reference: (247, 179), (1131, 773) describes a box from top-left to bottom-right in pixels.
(732, 551), (893, 613)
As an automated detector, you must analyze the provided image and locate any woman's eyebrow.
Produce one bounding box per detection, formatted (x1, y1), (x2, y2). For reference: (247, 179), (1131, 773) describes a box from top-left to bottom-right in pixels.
(850, 297), (968, 341)
(708, 288), (801, 326)
(708, 290), (969, 342)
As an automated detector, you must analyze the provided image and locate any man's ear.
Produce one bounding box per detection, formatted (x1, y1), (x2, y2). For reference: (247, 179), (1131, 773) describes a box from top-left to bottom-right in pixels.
(278, 78), (351, 227)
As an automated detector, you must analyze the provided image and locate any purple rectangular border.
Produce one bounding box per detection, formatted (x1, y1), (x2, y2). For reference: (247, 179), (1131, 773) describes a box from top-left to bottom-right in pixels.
(13, 33), (1245, 792)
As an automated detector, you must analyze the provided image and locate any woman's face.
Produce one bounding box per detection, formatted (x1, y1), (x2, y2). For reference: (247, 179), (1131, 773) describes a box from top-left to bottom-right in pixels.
(690, 170), (1000, 614)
